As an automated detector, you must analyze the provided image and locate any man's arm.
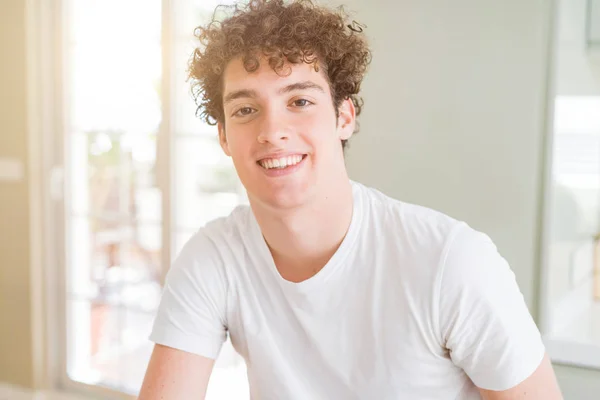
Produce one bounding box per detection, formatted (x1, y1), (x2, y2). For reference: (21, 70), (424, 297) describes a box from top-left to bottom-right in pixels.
(138, 344), (215, 400)
(438, 226), (563, 396)
(478, 353), (562, 400)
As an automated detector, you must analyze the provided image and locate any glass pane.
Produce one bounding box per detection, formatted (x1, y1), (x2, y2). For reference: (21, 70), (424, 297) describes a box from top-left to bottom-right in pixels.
(67, 300), (155, 395)
(69, 42), (162, 135)
(67, 217), (161, 392)
(174, 136), (245, 230)
(65, 0), (165, 396)
(68, 216), (162, 309)
(70, 0), (161, 44)
(547, 96), (600, 336)
(69, 0), (161, 134)
(70, 133), (161, 222)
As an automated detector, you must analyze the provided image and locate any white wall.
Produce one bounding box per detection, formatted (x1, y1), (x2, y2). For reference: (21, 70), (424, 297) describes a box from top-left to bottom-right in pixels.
(341, 0), (600, 398)
(344, 0), (550, 309)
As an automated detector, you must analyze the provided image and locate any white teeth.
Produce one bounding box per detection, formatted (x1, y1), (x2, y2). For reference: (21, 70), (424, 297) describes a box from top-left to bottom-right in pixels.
(259, 155), (304, 170)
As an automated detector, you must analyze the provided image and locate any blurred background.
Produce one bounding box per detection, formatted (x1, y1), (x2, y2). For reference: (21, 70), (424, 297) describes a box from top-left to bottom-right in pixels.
(0, 0), (599, 399)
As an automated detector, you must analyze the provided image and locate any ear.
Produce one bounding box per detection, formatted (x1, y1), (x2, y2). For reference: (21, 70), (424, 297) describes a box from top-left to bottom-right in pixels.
(337, 97), (356, 141)
(218, 121), (231, 156)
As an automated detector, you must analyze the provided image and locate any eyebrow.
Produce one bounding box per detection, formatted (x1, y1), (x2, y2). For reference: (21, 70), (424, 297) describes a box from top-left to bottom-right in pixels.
(223, 89), (258, 105)
(223, 81), (326, 105)
(277, 81), (326, 95)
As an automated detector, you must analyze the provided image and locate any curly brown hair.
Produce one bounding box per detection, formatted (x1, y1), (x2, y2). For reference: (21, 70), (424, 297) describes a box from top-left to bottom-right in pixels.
(189, 0), (372, 149)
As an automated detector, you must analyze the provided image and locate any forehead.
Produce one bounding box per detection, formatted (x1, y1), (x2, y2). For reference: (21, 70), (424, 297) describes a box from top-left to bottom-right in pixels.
(222, 56), (330, 96)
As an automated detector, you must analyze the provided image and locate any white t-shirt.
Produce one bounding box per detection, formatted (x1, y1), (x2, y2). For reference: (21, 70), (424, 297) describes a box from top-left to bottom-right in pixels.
(149, 181), (545, 399)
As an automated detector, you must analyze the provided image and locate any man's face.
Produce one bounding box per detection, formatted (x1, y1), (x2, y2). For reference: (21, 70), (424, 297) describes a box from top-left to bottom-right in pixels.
(218, 56), (355, 211)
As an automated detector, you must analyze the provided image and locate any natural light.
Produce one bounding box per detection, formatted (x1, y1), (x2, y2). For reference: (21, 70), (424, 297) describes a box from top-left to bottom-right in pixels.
(64, 0), (249, 397)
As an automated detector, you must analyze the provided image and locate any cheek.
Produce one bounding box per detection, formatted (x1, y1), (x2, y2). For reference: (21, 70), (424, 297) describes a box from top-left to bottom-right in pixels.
(302, 111), (337, 140)
(226, 127), (254, 153)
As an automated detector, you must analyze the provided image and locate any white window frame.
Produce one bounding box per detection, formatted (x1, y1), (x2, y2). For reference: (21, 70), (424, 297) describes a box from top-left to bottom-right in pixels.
(26, 0), (177, 398)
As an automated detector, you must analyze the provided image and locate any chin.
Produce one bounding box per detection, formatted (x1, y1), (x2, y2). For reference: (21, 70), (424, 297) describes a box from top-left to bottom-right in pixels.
(240, 161), (317, 210)
(250, 182), (313, 211)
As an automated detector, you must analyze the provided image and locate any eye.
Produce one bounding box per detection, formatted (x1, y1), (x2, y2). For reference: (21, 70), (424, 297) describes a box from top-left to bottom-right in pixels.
(291, 98), (313, 108)
(231, 107), (256, 118)
(232, 106), (256, 118)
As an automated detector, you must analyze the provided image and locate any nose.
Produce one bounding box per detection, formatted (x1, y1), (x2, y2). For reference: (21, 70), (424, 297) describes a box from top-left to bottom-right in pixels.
(257, 108), (290, 144)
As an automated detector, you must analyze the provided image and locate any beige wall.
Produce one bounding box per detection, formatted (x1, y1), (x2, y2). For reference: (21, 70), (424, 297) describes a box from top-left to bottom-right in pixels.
(0, 0), (34, 389)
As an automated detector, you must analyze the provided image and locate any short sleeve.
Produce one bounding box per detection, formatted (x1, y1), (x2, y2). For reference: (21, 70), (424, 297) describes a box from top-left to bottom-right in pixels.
(149, 231), (228, 359)
(438, 225), (545, 391)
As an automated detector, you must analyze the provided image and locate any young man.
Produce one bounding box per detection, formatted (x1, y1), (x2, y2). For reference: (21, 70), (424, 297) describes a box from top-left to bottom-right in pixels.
(139, 1), (563, 399)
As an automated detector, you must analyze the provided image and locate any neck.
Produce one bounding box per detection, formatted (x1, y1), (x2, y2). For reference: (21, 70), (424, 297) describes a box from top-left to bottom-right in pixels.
(250, 178), (354, 282)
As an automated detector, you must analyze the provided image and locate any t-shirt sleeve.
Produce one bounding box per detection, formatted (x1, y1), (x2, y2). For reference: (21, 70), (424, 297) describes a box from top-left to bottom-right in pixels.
(438, 224), (546, 391)
(149, 231), (228, 359)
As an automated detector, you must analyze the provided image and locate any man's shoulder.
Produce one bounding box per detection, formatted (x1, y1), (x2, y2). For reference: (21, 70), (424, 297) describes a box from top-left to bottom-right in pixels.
(355, 181), (464, 244)
(202, 204), (253, 238)
(179, 204), (254, 260)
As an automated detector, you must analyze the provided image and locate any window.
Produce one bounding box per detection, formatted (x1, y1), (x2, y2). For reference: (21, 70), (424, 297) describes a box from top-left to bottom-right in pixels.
(59, 0), (249, 397)
(542, 95), (600, 368)
(539, 0), (600, 370)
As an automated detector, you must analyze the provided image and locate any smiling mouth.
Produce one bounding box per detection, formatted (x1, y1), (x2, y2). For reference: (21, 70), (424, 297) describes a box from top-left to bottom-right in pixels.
(257, 154), (307, 170)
